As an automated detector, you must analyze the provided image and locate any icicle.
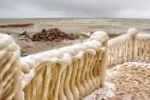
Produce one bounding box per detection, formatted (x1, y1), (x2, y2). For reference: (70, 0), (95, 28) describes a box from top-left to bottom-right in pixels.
(0, 33), (23, 100)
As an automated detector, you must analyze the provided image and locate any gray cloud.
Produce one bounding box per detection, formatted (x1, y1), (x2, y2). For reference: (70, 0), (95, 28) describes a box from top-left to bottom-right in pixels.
(0, 0), (150, 18)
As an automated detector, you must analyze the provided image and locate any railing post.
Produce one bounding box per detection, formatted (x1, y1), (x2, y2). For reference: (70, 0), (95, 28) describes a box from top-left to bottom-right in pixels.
(90, 31), (109, 87)
(127, 28), (138, 61)
(0, 33), (23, 100)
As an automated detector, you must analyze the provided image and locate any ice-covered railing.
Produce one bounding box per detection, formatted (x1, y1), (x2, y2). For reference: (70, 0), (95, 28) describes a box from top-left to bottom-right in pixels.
(108, 28), (150, 66)
(134, 34), (150, 62)
(0, 28), (149, 100)
(20, 31), (108, 100)
(0, 31), (108, 100)
(0, 34), (23, 100)
(108, 28), (137, 66)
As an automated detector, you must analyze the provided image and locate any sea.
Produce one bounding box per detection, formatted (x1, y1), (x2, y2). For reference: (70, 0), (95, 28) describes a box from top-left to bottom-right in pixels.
(0, 18), (150, 34)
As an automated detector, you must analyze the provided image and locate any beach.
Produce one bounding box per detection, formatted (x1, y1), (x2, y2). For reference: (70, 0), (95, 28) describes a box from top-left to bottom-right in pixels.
(0, 18), (150, 100)
(0, 18), (150, 56)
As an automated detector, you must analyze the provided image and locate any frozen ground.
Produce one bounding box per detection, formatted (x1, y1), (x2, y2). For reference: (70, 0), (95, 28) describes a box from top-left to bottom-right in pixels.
(83, 62), (150, 100)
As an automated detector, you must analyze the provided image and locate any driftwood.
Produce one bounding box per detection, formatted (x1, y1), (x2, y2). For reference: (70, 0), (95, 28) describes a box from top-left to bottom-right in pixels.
(0, 23), (33, 28)
(18, 30), (32, 41)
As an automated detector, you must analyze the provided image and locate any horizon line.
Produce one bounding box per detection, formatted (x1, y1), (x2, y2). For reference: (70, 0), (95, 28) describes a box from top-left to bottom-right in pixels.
(0, 17), (150, 20)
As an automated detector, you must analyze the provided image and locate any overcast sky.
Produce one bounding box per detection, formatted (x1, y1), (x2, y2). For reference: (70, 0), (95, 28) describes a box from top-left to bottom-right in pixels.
(0, 0), (150, 18)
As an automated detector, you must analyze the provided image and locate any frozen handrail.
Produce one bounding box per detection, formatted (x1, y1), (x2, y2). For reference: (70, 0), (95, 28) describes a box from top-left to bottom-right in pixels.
(108, 28), (150, 67)
(0, 31), (108, 100)
(21, 31), (108, 100)
(0, 33), (23, 100)
(0, 28), (149, 100)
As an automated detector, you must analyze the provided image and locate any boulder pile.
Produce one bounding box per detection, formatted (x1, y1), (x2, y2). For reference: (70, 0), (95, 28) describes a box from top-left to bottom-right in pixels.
(32, 28), (75, 42)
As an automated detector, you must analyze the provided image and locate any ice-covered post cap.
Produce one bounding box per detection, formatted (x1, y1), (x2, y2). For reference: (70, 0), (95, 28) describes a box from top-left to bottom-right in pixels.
(0, 33), (13, 47)
(0, 33), (20, 51)
(89, 31), (109, 43)
(127, 28), (138, 36)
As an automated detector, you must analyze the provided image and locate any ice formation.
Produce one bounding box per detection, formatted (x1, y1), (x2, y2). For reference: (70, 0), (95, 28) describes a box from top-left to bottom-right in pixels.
(0, 28), (150, 100)
(83, 83), (115, 100)
(0, 31), (108, 100)
(134, 34), (150, 62)
(21, 40), (108, 100)
(108, 28), (150, 66)
(0, 34), (23, 100)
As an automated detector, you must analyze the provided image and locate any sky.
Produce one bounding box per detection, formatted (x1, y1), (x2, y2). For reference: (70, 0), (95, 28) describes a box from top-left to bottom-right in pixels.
(0, 0), (150, 18)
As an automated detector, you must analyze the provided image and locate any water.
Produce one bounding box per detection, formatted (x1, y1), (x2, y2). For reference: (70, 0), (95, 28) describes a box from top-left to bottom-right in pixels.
(0, 18), (150, 34)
